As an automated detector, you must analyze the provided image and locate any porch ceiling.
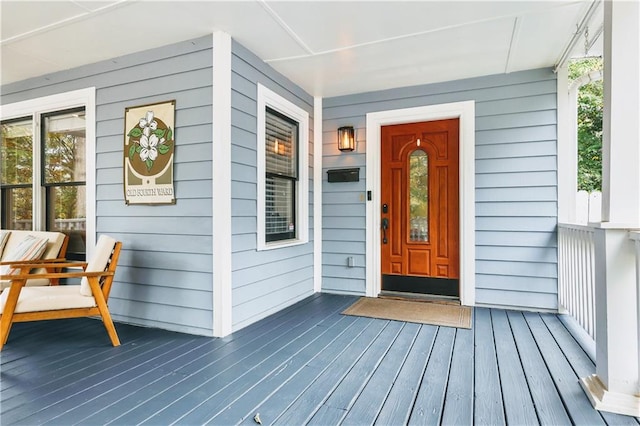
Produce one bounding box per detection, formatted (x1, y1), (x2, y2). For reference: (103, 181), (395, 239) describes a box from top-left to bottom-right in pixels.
(1, 0), (603, 97)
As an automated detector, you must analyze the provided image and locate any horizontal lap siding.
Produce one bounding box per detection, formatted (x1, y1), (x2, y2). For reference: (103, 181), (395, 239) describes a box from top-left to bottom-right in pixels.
(230, 41), (315, 331)
(2, 36), (215, 335)
(323, 68), (558, 310)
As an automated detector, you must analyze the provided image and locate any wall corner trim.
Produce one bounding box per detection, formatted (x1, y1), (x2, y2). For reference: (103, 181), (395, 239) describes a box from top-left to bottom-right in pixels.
(313, 96), (323, 293)
(212, 31), (233, 337)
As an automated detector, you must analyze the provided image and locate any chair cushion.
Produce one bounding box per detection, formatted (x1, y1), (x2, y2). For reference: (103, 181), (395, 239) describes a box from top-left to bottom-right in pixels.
(0, 231), (10, 257)
(0, 235), (48, 276)
(80, 235), (117, 296)
(0, 285), (95, 314)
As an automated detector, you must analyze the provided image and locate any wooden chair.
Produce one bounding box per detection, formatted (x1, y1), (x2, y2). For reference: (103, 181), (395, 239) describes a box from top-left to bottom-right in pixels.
(0, 235), (122, 350)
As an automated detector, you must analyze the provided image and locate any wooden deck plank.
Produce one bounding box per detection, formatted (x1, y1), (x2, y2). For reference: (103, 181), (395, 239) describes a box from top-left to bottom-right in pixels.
(1, 333), (179, 423)
(0, 319), (96, 374)
(523, 312), (606, 426)
(473, 308), (506, 425)
(374, 325), (437, 425)
(210, 315), (360, 424)
(39, 337), (213, 425)
(2, 328), (164, 402)
(271, 319), (389, 425)
(340, 322), (421, 426)
(4, 337), (185, 424)
(235, 317), (376, 426)
(306, 320), (405, 425)
(109, 294), (355, 425)
(169, 302), (360, 425)
(541, 314), (640, 426)
(440, 326), (474, 425)
(408, 327), (456, 425)
(491, 309), (539, 425)
(70, 295), (351, 425)
(507, 311), (572, 425)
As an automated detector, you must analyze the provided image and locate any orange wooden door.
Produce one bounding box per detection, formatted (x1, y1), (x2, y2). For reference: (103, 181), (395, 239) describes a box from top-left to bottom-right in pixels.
(380, 119), (460, 297)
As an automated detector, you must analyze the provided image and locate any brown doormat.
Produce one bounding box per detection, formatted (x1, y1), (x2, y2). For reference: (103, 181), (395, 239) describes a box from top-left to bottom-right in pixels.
(342, 297), (472, 329)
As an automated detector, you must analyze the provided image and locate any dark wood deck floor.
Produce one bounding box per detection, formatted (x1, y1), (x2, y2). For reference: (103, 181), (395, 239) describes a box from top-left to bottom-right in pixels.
(1, 293), (639, 425)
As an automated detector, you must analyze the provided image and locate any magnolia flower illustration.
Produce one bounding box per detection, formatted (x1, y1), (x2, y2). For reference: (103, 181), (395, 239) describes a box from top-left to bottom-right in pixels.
(139, 111), (158, 131)
(127, 110), (173, 172)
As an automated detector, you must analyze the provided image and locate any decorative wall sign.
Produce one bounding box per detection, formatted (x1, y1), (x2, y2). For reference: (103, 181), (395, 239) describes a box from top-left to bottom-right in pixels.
(123, 100), (175, 205)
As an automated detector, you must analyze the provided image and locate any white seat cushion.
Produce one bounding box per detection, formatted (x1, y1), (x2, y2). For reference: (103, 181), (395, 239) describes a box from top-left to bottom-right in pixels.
(80, 235), (117, 296)
(0, 285), (95, 314)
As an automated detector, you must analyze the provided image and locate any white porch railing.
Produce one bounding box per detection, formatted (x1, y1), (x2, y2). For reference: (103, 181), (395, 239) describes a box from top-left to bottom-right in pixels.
(558, 223), (596, 339)
(12, 219), (86, 231)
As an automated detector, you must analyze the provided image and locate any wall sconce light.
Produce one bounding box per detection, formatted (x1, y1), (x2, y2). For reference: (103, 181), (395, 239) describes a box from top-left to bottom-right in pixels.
(338, 126), (355, 152)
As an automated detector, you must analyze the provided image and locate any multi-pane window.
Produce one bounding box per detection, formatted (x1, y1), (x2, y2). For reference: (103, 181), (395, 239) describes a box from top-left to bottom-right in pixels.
(265, 107), (298, 242)
(42, 108), (87, 259)
(1, 107), (87, 259)
(257, 83), (309, 250)
(1, 118), (34, 230)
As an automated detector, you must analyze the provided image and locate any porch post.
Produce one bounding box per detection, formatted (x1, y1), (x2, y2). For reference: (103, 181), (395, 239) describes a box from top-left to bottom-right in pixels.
(580, 0), (640, 417)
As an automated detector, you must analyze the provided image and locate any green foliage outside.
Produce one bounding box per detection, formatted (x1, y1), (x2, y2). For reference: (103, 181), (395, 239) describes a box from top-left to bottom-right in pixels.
(569, 57), (603, 192)
(1, 121), (83, 226)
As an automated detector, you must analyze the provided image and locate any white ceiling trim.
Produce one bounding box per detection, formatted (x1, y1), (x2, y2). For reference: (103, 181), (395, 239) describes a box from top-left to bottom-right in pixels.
(0, 1), (128, 45)
(0, 1), (605, 97)
(258, 0), (314, 55)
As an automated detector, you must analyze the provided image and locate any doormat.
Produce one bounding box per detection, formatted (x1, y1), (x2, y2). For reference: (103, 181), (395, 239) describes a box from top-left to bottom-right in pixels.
(342, 297), (472, 329)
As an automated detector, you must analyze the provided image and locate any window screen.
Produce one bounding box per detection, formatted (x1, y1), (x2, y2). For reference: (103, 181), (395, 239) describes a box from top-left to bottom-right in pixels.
(265, 107), (298, 242)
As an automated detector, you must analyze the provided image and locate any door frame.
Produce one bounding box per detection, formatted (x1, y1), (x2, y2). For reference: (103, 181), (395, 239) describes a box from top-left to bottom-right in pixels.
(365, 100), (476, 306)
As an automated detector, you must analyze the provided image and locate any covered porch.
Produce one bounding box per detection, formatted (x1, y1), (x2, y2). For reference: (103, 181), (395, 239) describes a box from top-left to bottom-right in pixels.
(2, 293), (638, 425)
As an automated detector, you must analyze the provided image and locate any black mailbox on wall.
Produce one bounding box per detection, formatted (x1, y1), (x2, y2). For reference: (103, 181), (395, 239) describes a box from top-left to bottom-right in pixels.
(327, 168), (360, 183)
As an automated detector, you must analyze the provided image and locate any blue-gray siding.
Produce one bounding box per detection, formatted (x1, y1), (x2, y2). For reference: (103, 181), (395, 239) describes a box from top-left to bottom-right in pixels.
(230, 41), (315, 331)
(1, 36), (216, 335)
(322, 68), (559, 310)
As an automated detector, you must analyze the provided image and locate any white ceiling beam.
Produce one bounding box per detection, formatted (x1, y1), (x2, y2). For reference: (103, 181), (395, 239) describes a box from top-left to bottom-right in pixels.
(504, 16), (522, 74)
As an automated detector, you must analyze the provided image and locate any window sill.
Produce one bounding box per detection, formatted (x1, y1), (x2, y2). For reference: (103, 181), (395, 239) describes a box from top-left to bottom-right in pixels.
(258, 237), (308, 251)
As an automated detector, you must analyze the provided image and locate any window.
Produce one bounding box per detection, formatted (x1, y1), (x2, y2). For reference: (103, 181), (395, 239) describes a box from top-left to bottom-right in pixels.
(257, 84), (309, 250)
(42, 108), (87, 259)
(1, 118), (33, 230)
(265, 108), (298, 242)
(1, 89), (94, 260)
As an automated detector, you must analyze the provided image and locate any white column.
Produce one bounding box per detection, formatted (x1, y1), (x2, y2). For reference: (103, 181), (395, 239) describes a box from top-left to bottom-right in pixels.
(556, 66), (576, 224)
(600, 0), (640, 226)
(580, 0), (640, 417)
(212, 31), (233, 337)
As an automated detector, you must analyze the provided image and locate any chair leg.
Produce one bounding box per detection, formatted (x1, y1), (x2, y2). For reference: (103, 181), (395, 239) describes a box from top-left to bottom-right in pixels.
(89, 279), (120, 347)
(0, 314), (13, 349)
(101, 309), (120, 347)
(0, 281), (23, 350)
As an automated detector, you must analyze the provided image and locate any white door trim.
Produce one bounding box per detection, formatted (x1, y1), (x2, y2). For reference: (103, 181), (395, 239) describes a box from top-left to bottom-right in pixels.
(365, 101), (476, 306)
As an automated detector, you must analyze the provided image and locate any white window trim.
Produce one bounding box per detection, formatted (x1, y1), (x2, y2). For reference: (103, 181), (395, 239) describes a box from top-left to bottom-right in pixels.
(257, 84), (309, 251)
(365, 100), (476, 306)
(0, 88), (96, 258)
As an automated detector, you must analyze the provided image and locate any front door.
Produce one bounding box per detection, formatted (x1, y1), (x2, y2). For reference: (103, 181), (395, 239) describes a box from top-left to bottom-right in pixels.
(380, 119), (460, 297)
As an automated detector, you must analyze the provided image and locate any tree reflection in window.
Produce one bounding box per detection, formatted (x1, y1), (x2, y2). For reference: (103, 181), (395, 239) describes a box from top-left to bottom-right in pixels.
(409, 149), (428, 242)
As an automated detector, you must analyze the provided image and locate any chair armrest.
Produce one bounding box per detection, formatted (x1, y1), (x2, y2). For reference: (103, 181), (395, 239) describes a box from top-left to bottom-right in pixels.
(0, 258), (68, 266)
(0, 270), (114, 281)
(3, 261), (88, 270)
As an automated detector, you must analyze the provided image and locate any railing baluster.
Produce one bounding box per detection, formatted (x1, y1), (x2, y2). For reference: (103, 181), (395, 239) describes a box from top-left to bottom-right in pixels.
(558, 223), (596, 340)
